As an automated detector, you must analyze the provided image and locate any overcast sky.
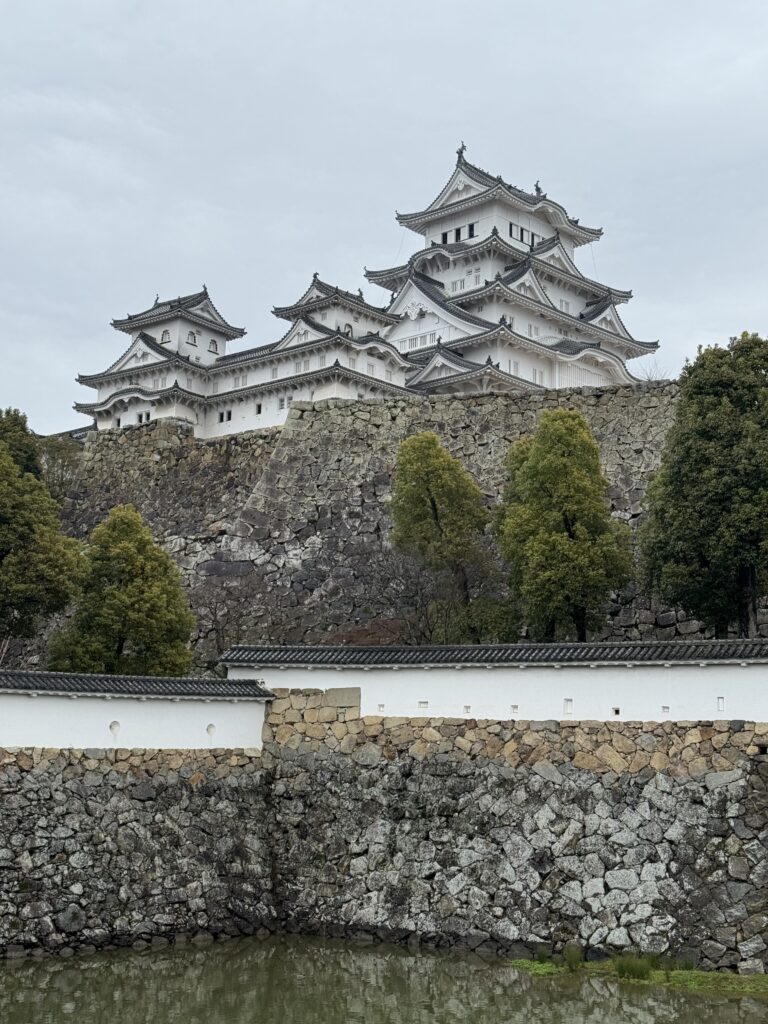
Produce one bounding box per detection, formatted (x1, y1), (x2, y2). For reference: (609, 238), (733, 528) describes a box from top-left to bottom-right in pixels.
(2, 1), (767, 433)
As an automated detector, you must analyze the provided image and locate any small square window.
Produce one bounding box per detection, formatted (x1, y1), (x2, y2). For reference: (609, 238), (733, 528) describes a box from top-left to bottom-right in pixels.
(662, 705), (670, 714)
(510, 704), (519, 716)
(612, 707), (621, 717)
(321, 312), (327, 321)
(385, 369), (393, 382)
(418, 700), (429, 709)
(563, 698), (573, 716)
(463, 705), (471, 714)
(303, 359), (310, 372)
(272, 367), (278, 380)
(218, 412), (224, 423)
(294, 361), (302, 374)
(367, 362), (375, 375)
(278, 397), (285, 410)
(349, 357), (357, 370)
(318, 354), (326, 368)
(255, 403), (262, 415)
(287, 395), (293, 405)
(377, 703), (385, 712)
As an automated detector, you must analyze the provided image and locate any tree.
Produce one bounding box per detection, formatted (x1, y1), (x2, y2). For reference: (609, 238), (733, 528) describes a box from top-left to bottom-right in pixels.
(0, 443), (82, 662)
(391, 431), (489, 610)
(49, 505), (196, 675)
(0, 408), (41, 477)
(641, 332), (768, 638)
(497, 409), (632, 641)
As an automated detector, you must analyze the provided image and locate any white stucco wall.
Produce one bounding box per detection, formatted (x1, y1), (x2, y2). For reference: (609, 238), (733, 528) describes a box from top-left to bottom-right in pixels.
(226, 663), (768, 722)
(0, 694), (266, 749)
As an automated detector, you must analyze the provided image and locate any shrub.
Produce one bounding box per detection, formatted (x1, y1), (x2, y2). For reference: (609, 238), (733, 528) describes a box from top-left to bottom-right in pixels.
(614, 953), (652, 980)
(563, 943), (584, 973)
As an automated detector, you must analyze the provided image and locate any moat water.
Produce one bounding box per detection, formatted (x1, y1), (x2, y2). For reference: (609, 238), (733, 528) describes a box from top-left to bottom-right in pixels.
(0, 935), (764, 1023)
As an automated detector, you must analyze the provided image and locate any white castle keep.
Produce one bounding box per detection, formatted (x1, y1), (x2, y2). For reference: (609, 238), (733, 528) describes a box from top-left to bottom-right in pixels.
(76, 147), (658, 437)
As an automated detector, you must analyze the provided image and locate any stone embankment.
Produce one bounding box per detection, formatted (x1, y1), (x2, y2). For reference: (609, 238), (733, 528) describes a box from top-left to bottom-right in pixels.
(2, 688), (766, 973)
(54, 382), (710, 664)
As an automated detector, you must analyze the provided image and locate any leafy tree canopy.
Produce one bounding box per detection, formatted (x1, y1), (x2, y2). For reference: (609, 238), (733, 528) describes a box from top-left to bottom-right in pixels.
(391, 431), (488, 573)
(49, 504), (196, 675)
(0, 443), (82, 657)
(641, 332), (768, 637)
(498, 409), (632, 641)
(0, 408), (41, 477)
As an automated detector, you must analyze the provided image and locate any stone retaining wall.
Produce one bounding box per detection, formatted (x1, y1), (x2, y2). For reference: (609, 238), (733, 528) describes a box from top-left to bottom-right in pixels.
(49, 382), (712, 667)
(2, 690), (766, 972)
(0, 747), (274, 955)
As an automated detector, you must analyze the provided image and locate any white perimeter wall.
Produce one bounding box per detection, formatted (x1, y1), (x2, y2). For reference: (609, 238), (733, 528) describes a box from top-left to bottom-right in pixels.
(0, 694), (266, 749)
(227, 663), (768, 722)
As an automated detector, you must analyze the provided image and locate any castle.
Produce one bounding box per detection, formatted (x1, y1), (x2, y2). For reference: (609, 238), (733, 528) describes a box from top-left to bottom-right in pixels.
(75, 147), (658, 437)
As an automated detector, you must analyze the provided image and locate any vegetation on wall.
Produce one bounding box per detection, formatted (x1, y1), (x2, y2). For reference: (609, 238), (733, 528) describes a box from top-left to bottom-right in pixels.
(49, 505), (195, 676)
(389, 431), (517, 642)
(0, 442), (83, 663)
(496, 409), (633, 641)
(641, 332), (768, 638)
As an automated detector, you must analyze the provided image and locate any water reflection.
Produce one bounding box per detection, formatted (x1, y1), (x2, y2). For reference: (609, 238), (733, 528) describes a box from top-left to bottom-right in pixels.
(0, 935), (764, 1024)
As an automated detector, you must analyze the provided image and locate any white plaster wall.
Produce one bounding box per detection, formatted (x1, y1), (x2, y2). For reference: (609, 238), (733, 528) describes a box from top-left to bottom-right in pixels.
(227, 663), (768, 722)
(0, 694), (266, 749)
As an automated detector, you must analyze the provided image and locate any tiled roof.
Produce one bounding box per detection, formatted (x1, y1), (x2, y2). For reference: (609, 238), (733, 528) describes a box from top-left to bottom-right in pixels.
(221, 640), (768, 667)
(0, 670), (273, 700)
(111, 287), (245, 339)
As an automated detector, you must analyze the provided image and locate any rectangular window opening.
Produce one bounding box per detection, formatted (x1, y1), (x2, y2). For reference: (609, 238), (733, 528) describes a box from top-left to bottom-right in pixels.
(510, 704), (519, 716)
(717, 697), (725, 712)
(441, 232), (448, 245)
(612, 707), (621, 717)
(468, 223), (476, 238)
(454, 227), (462, 242)
(563, 698), (573, 716)
(662, 705), (670, 715)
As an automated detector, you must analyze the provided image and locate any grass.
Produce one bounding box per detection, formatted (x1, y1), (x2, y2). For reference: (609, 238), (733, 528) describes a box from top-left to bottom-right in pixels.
(507, 954), (768, 999)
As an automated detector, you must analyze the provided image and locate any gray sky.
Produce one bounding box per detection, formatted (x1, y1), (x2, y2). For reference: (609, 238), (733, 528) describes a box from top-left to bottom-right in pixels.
(2, 0), (767, 433)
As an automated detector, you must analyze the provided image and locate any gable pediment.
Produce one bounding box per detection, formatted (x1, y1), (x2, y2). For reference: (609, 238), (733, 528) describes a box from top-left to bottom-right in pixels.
(110, 336), (167, 375)
(272, 318), (331, 352)
(387, 280), (476, 343)
(507, 268), (553, 307)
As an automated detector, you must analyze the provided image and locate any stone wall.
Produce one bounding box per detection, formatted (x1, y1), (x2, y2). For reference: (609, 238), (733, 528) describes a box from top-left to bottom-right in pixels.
(263, 688), (768, 973)
(2, 690), (767, 972)
(0, 747), (274, 955)
(55, 382), (697, 664)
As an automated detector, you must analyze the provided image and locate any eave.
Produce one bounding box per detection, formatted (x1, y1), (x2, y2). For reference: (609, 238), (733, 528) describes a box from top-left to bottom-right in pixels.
(448, 280), (657, 357)
(272, 293), (397, 326)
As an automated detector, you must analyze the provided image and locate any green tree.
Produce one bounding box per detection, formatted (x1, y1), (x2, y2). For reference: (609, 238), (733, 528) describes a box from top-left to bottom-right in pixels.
(49, 505), (196, 675)
(497, 409), (632, 641)
(0, 443), (82, 661)
(0, 408), (41, 477)
(391, 431), (489, 611)
(641, 332), (768, 637)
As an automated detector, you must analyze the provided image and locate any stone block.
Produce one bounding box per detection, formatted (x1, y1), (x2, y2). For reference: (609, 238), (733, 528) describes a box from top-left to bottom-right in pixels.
(324, 687), (361, 709)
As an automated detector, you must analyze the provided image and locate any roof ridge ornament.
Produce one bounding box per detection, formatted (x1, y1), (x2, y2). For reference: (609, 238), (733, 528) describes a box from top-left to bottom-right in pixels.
(534, 181), (544, 198)
(456, 140), (466, 162)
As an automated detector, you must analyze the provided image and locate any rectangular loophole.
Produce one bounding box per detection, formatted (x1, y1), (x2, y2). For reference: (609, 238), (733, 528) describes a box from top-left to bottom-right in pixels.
(717, 697), (725, 712)
(612, 707), (621, 717)
(510, 704), (519, 716)
(377, 704), (385, 713)
(418, 700), (429, 709)
(463, 705), (471, 715)
(563, 698), (573, 716)
(662, 705), (670, 715)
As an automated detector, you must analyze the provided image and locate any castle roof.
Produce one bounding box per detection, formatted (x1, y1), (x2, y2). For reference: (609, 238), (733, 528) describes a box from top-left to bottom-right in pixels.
(273, 274), (397, 325)
(395, 147), (602, 246)
(366, 230), (631, 303)
(112, 287), (245, 339)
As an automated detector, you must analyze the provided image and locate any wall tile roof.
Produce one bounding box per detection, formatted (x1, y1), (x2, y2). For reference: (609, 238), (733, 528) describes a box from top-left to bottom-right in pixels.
(0, 671), (273, 700)
(221, 640), (768, 667)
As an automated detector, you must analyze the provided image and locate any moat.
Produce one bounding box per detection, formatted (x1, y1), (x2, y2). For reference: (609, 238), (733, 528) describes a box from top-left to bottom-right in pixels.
(0, 936), (764, 1024)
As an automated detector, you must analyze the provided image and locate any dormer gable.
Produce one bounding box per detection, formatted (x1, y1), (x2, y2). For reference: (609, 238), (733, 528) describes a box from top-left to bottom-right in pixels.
(271, 317), (336, 352)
